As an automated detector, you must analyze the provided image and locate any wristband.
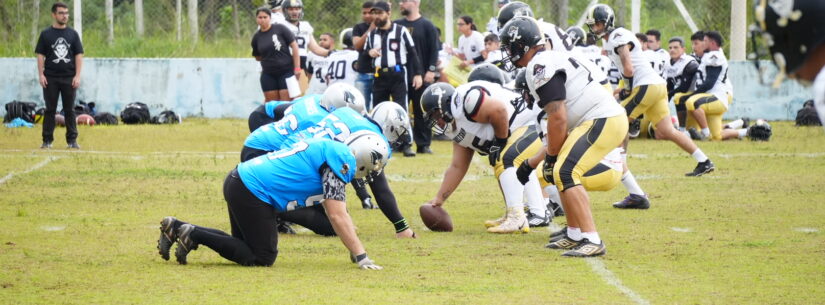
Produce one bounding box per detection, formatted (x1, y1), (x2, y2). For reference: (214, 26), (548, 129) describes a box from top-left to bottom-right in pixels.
(294, 67), (302, 72)
(354, 252), (368, 263)
(545, 154), (557, 165)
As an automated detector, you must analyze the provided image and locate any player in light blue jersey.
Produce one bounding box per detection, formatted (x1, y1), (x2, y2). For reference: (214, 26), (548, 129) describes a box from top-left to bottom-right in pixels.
(157, 132), (390, 269)
(247, 99), (294, 132)
(241, 83), (366, 161)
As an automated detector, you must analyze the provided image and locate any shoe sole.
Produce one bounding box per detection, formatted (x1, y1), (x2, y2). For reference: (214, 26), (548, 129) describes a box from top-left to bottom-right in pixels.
(612, 203), (650, 209)
(487, 225), (530, 234)
(687, 166), (715, 177)
(157, 217), (176, 261)
(562, 249), (607, 257)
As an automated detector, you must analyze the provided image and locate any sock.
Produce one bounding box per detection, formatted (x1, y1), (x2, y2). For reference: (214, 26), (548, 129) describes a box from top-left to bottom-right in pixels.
(621, 171), (645, 196)
(524, 174), (547, 216)
(678, 126), (686, 132)
(543, 185), (561, 207)
(568, 227), (582, 241)
(499, 168), (525, 210)
(691, 149), (709, 163)
(581, 231), (601, 244)
(726, 119), (744, 129)
(738, 128), (748, 138)
(701, 128), (710, 137)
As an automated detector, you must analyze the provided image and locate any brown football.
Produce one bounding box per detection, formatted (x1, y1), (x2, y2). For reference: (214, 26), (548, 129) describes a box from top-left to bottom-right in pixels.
(419, 204), (453, 232)
(76, 114), (96, 126)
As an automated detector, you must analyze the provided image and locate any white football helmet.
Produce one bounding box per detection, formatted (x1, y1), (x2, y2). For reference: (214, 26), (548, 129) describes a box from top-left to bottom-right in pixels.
(321, 83), (366, 114)
(370, 102), (411, 147)
(345, 130), (390, 179)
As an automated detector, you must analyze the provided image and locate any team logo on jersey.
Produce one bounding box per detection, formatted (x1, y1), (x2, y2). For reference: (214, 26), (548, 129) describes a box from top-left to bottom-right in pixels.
(52, 37), (71, 63)
(390, 41), (399, 51)
(340, 163), (350, 176)
(471, 46), (477, 52)
(532, 64), (545, 77)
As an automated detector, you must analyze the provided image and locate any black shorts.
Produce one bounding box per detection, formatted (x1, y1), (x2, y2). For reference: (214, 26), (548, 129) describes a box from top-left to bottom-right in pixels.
(260, 71), (295, 92)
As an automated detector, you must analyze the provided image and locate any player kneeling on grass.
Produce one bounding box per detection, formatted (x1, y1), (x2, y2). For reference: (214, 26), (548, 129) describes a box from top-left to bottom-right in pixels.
(421, 81), (551, 233)
(500, 16), (629, 256)
(157, 133), (389, 269)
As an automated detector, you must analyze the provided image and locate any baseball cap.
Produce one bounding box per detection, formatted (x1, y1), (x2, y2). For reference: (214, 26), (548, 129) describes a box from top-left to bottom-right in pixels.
(371, 1), (390, 13)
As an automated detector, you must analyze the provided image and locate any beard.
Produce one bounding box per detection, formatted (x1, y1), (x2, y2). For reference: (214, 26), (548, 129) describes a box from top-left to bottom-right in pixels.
(401, 8), (410, 16)
(375, 18), (388, 27)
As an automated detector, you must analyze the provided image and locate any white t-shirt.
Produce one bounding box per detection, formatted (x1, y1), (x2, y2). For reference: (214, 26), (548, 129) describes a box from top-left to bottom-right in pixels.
(526, 51), (625, 134)
(697, 50), (731, 107)
(269, 11), (286, 26)
(325, 49), (359, 87)
(458, 31), (485, 67)
(486, 16), (499, 35)
(603, 28), (666, 87)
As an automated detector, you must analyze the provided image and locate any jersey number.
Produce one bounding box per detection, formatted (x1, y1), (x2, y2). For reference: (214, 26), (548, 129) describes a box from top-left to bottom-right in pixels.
(274, 108), (299, 135)
(295, 37), (307, 49)
(552, 27), (574, 51)
(266, 141), (309, 160)
(305, 114), (352, 141)
(567, 57), (594, 83)
(327, 60), (348, 80)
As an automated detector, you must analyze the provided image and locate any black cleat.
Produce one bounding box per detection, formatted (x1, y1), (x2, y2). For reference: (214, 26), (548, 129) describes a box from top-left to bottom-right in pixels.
(402, 146), (416, 157)
(687, 128), (704, 140)
(526, 210), (551, 227)
(686, 160), (715, 177)
(416, 145), (433, 154)
(40, 141), (52, 149)
(612, 194), (650, 209)
(276, 220), (297, 234)
(67, 142), (80, 149)
(562, 239), (606, 257)
(547, 199), (564, 217)
(548, 226), (568, 243)
(361, 197), (376, 209)
(157, 216), (177, 260)
(628, 119), (641, 138)
(546, 236), (582, 250)
(174, 224), (198, 265)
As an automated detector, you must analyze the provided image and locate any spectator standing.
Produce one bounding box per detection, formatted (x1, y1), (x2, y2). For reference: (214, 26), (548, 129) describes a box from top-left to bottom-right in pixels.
(251, 8), (301, 102)
(35, 2), (83, 149)
(352, 1), (377, 108)
(453, 16), (485, 70)
(395, 0), (439, 154)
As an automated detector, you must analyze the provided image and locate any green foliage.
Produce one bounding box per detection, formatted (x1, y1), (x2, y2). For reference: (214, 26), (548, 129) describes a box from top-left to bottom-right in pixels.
(1, 119), (824, 303)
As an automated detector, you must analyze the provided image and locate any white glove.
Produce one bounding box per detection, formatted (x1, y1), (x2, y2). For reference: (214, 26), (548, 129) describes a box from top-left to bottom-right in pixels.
(352, 253), (383, 270)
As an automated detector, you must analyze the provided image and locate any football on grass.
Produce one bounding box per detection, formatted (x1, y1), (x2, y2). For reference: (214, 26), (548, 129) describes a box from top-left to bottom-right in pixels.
(76, 114), (96, 125)
(419, 204), (453, 232)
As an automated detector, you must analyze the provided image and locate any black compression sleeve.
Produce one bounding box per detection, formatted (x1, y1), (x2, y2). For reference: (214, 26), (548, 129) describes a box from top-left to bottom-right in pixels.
(536, 72), (567, 109)
(695, 65), (721, 93)
(367, 171), (408, 232)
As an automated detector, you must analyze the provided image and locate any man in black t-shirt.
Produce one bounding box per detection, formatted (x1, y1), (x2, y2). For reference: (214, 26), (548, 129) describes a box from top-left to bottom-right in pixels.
(395, 0), (439, 155)
(35, 2), (83, 149)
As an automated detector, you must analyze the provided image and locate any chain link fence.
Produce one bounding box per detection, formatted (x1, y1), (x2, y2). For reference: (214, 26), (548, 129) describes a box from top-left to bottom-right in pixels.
(0, 0), (741, 57)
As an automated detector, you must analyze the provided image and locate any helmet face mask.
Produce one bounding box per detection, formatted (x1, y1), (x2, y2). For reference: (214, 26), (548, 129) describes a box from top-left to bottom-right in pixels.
(585, 4), (614, 38)
(345, 130), (390, 180)
(420, 83), (456, 135)
(283, 0), (303, 22)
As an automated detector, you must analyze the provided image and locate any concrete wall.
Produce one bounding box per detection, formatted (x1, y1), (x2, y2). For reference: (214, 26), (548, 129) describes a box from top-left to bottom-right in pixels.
(1, 58), (815, 120)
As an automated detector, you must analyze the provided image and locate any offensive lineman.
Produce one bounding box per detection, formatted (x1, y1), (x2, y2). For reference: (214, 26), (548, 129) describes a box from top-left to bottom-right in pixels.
(499, 16), (628, 256)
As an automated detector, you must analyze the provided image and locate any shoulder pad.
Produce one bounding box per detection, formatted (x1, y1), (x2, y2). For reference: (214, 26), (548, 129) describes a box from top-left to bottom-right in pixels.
(462, 86), (490, 122)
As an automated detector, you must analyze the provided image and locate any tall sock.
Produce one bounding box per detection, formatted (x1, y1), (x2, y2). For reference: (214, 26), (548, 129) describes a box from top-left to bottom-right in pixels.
(692, 149), (709, 163)
(581, 231), (601, 244)
(738, 128), (748, 138)
(701, 128), (710, 137)
(544, 185), (562, 207)
(726, 119), (744, 129)
(499, 168), (525, 210)
(621, 171), (645, 196)
(568, 227), (582, 241)
(524, 174), (547, 216)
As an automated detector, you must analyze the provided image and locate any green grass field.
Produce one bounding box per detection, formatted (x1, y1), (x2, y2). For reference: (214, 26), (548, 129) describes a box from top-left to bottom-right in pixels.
(1, 119), (824, 304)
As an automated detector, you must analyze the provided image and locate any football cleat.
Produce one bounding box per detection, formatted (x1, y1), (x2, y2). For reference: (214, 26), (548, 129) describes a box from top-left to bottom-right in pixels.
(547, 199), (564, 217)
(174, 224), (198, 265)
(361, 197), (376, 210)
(487, 207), (529, 234)
(545, 236), (582, 250)
(612, 194), (650, 209)
(687, 128), (705, 140)
(276, 220), (297, 235)
(157, 216), (177, 261)
(67, 141), (80, 149)
(628, 119), (641, 138)
(484, 213), (507, 228)
(40, 141), (52, 149)
(402, 145), (416, 157)
(526, 210), (551, 227)
(548, 226), (568, 243)
(562, 239), (606, 257)
(686, 160), (715, 177)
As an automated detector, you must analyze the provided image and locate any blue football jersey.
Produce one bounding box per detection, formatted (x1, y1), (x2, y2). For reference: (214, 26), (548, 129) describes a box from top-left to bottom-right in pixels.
(264, 100), (292, 119)
(238, 138), (356, 212)
(282, 108), (391, 154)
(244, 94), (329, 151)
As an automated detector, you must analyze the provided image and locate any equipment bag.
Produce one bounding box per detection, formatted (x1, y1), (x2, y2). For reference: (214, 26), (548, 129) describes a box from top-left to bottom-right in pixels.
(795, 100), (822, 126)
(120, 102), (151, 124)
(3, 101), (38, 123)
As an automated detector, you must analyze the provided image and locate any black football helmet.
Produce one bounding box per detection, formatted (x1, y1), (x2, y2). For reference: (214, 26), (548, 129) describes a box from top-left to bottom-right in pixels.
(751, 0), (825, 86)
(282, 0), (303, 22)
(499, 16), (544, 69)
(585, 4), (615, 38)
(497, 1), (533, 29)
(513, 69), (534, 108)
(268, 0), (284, 9)
(468, 63), (508, 85)
(567, 26), (587, 47)
(420, 83), (456, 134)
(339, 28), (354, 49)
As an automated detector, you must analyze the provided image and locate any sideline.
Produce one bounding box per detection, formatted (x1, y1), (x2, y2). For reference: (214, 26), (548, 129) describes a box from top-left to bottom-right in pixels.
(0, 156), (59, 185)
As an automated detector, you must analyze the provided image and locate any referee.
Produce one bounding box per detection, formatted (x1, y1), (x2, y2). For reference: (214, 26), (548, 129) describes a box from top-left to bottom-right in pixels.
(365, 2), (422, 115)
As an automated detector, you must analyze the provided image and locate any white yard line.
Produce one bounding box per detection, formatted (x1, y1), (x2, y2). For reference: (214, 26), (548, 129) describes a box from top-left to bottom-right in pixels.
(0, 157), (59, 185)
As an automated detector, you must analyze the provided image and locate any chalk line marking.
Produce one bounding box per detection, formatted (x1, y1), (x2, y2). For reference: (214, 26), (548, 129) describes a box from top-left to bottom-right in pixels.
(0, 157), (59, 185)
(41, 225), (66, 232)
(670, 227), (693, 233)
(548, 224), (651, 305)
(794, 227), (820, 233)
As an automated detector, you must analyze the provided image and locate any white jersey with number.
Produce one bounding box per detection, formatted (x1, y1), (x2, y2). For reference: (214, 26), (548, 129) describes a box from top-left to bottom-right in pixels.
(526, 51), (625, 134)
(537, 20), (575, 53)
(651, 48), (669, 77)
(576, 46), (612, 77)
(445, 81), (539, 154)
(325, 49), (359, 87)
(664, 53), (698, 93)
(603, 28), (665, 87)
(697, 50), (731, 106)
(281, 21), (313, 59)
(306, 53), (331, 95)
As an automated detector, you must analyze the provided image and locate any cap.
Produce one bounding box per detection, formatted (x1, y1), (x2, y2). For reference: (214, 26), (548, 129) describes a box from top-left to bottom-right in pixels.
(371, 1), (390, 13)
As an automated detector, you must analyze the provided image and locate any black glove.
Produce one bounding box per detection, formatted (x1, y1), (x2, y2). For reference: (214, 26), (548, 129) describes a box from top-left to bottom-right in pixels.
(618, 89), (632, 101)
(487, 137), (508, 167)
(515, 160), (535, 185)
(542, 155), (557, 184)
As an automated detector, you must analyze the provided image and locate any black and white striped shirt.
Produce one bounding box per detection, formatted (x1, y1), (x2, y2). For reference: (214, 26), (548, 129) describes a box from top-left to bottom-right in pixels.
(364, 23), (422, 75)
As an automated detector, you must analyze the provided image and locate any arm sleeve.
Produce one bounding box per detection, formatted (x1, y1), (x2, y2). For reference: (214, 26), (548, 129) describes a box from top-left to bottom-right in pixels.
(251, 34), (260, 56)
(404, 31), (423, 75)
(536, 71), (567, 109)
(674, 61), (698, 93)
(322, 166), (347, 201)
(34, 32), (46, 55)
(73, 31), (84, 54)
(281, 26), (295, 44)
(694, 65), (721, 93)
(427, 23), (440, 70)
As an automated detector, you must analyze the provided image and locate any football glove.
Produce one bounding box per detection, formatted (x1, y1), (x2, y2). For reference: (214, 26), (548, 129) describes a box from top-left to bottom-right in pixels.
(351, 253), (383, 270)
(487, 137), (508, 167)
(542, 155), (557, 184)
(515, 160), (534, 185)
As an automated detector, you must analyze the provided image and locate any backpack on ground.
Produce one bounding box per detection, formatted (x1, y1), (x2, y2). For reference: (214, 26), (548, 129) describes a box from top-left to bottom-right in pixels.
(150, 110), (182, 124)
(94, 112), (119, 125)
(120, 102), (151, 124)
(3, 101), (38, 123)
(795, 100), (822, 126)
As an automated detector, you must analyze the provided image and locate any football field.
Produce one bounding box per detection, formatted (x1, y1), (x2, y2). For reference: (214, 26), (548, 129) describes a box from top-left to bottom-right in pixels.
(1, 119), (824, 304)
